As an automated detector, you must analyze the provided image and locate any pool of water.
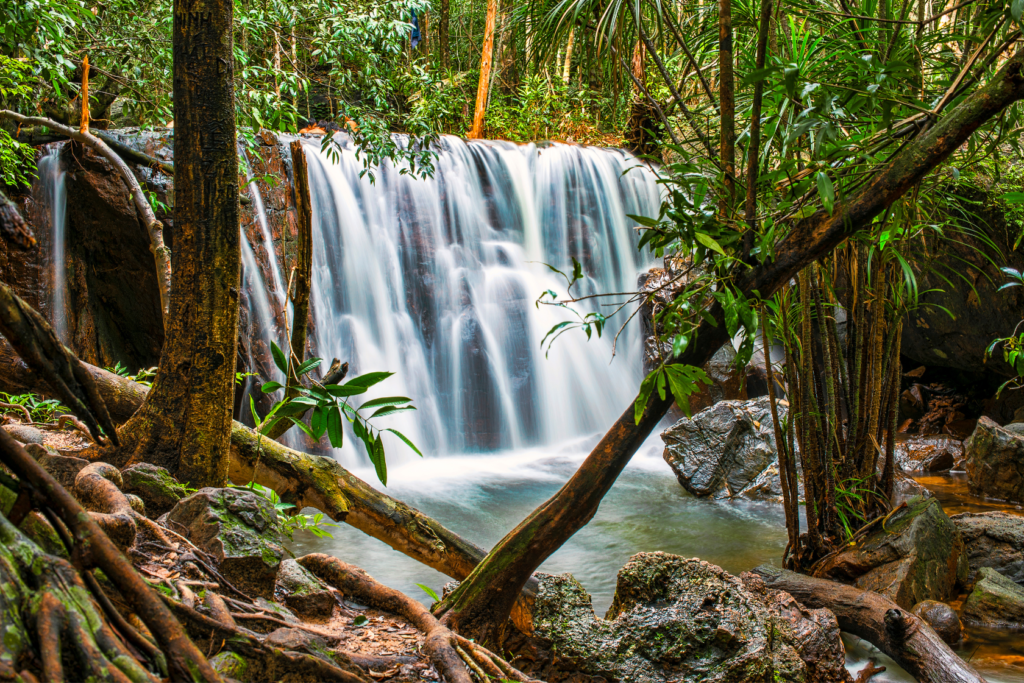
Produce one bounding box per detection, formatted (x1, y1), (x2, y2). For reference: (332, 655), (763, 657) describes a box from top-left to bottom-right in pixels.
(287, 440), (1024, 682)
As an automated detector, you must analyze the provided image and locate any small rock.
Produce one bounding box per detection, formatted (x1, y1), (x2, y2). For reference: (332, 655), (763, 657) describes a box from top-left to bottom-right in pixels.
(165, 487), (285, 598)
(37, 452), (89, 489)
(815, 496), (967, 609)
(893, 472), (935, 505)
(209, 651), (247, 679)
(3, 424), (44, 445)
(1011, 406), (1024, 424)
(910, 600), (962, 644)
(961, 567), (1024, 629)
(893, 435), (961, 473)
(125, 493), (146, 515)
(965, 417), (1024, 503)
(121, 463), (188, 516)
(275, 558), (335, 620)
(951, 511), (1024, 589)
(265, 626), (328, 653)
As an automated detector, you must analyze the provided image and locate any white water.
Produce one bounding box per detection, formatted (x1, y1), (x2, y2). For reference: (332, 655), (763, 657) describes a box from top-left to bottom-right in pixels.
(39, 148), (69, 343)
(299, 135), (661, 466)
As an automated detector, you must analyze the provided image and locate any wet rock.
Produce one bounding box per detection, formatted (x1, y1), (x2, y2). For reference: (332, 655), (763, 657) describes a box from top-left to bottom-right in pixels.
(3, 424), (44, 445)
(961, 567), (1024, 629)
(36, 451), (89, 489)
(910, 600), (962, 644)
(165, 487), (285, 598)
(275, 558), (335, 620)
(121, 463), (188, 517)
(265, 627), (329, 655)
(662, 397), (787, 499)
(210, 651), (248, 679)
(965, 417), (1024, 503)
(815, 496), (967, 609)
(531, 552), (852, 683)
(892, 473), (935, 505)
(893, 435), (961, 473)
(951, 511), (1024, 589)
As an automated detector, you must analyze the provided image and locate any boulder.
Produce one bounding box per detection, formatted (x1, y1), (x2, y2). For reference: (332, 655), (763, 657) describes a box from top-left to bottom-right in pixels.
(951, 511), (1024, 589)
(121, 463), (188, 516)
(965, 417), (1024, 503)
(3, 424), (44, 445)
(164, 487), (285, 598)
(892, 435), (961, 473)
(961, 566), (1024, 629)
(275, 558), (336, 620)
(662, 397), (786, 499)
(814, 496), (967, 609)
(910, 600), (962, 644)
(531, 552), (851, 683)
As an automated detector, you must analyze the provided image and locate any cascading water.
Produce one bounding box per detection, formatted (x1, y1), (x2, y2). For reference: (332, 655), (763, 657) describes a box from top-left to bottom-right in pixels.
(38, 148), (69, 343)
(300, 135), (662, 466)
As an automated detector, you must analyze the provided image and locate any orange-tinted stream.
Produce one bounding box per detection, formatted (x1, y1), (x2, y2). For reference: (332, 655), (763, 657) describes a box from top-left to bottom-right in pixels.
(914, 472), (1024, 682)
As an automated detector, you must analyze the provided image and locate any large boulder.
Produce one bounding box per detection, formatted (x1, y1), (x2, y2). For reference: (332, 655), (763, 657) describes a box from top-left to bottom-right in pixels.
(165, 487), (285, 598)
(892, 435), (961, 473)
(951, 511), (1024, 589)
(814, 496), (968, 609)
(662, 397), (787, 499)
(531, 552), (851, 683)
(961, 566), (1024, 629)
(965, 416), (1024, 502)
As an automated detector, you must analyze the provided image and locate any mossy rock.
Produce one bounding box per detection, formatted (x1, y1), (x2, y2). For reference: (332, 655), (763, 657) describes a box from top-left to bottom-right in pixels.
(165, 487), (285, 598)
(121, 463), (188, 517)
(814, 495), (968, 609)
(961, 567), (1024, 629)
(531, 552), (851, 683)
(275, 559), (335, 620)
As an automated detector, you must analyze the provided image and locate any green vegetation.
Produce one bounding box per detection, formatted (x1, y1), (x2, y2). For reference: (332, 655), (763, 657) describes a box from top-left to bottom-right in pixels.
(0, 392), (68, 423)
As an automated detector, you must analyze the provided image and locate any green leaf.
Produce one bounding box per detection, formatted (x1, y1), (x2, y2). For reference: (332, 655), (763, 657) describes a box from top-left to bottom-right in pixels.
(369, 405), (416, 419)
(626, 213), (661, 228)
(366, 434), (387, 486)
(353, 615), (369, 627)
(694, 232), (727, 256)
(417, 583), (441, 602)
(326, 384), (368, 397)
(816, 172), (835, 215)
(296, 358), (323, 377)
(634, 370), (659, 425)
(1012, 0), (1023, 23)
(327, 405), (344, 448)
(1004, 191), (1024, 204)
(344, 371), (395, 389)
(261, 381), (283, 394)
(271, 341), (288, 375)
(385, 428), (422, 457)
(359, 396), (413, 409)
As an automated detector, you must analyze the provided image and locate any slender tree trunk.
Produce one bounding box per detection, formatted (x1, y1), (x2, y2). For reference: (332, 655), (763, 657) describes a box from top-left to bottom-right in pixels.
(440, 0), (450, 69)
(118, 0), (241, 489)
(431, 47), (1024, 642)
(743, 0), (772, 256)
(719, 0), (736, 215)
(561, 28), (575, 84)
(468, 0), (498, 139)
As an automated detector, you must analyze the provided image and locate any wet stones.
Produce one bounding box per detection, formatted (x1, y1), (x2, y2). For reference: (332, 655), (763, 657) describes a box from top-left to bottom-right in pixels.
(951, 511), (1024, 589)
(531, 552), (852, 683)
(165, 487), (285, 598)
(121, 463), (189, 517)
(961, 567), (1024, 629)
(892, 435), (961, 473)
(965, 417), (1024, 503)
(910, 600), (962, 644)
(814, 496), (967, 609)
(275, 558), (336, 620)
(662, 397), (787, 500)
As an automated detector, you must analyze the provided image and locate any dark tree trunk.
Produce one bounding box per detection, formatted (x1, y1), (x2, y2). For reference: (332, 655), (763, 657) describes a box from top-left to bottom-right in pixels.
(118, 0), (241, 488)
(433, 47), (1024, 644)
(440, 0), (450, 69)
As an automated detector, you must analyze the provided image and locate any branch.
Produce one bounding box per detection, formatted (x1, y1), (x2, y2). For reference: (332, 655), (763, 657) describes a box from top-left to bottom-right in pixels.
(0, 110), (171, 325)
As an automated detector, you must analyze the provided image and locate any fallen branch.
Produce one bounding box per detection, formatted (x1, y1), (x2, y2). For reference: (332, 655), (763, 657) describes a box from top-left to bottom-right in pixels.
(752, 564), (986, 683)
(298, 554), (543, 683)
(0, 110), (172, 322)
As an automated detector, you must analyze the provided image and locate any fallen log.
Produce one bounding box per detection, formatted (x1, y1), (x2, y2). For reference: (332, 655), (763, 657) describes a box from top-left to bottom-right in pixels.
(0, 341), (538, 629)
(752, 564), (986, 683)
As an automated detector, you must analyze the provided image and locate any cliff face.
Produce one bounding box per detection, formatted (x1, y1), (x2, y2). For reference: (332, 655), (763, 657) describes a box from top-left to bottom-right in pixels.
(0, 130), (299, 377)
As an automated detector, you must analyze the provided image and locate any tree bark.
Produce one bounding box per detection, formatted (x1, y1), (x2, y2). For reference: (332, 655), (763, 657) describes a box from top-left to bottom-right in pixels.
(432, 46), (1024, 643)
(117, 0), (241, 489)
(467, 0), (498, 139)
(719, 0), (736, 214)
(753, 565), (986, 683)
(440, 0), (450, 69)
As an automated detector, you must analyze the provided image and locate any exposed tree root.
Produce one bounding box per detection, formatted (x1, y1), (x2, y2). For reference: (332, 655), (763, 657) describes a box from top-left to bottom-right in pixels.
(297, 554), (543, 683)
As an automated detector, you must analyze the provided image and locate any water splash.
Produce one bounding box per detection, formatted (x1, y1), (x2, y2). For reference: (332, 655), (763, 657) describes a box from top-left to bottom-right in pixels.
(38, 148), (68, 343)
(300, 135), (661, 467)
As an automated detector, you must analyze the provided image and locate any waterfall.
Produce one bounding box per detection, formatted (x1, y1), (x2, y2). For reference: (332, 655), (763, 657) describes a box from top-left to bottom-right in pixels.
(300, 135), (661, 468)
(38, 148), (69, 343)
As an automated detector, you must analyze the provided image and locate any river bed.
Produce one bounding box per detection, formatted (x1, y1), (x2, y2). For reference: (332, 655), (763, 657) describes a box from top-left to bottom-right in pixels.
(288, 437), (1024, 682)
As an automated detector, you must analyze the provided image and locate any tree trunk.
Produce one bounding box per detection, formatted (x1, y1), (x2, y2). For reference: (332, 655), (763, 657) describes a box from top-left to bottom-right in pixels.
(753, 565), (986, 683)
(440, 0), (450, 69)
(467, 0), (497, 139)
(719, 0), (736, 214)
(117, 0), (241, 489)
(431, 47), (1024, 643)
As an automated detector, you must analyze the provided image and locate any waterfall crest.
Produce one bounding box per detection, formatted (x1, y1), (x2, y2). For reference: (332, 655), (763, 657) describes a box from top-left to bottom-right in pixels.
(298, 135), (661, 467)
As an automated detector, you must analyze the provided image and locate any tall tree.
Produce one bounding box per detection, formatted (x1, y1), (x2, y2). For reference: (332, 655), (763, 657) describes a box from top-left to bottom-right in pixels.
(118, 0), (241, 488)
(468, 0), (498, 138)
